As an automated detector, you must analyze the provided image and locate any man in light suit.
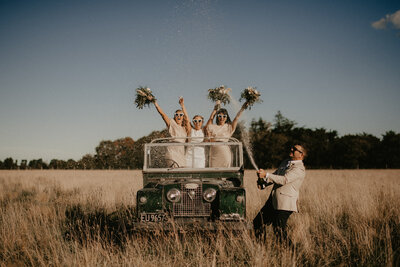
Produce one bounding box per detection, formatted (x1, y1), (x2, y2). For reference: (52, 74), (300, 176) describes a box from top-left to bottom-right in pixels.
(253, 144), (307, 242)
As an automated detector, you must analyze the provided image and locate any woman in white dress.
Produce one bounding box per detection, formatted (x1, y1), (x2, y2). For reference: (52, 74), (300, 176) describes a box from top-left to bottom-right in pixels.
(179, 97), (206, 168)
(147, 95), (187, 168)
(205, 101), (248, 167)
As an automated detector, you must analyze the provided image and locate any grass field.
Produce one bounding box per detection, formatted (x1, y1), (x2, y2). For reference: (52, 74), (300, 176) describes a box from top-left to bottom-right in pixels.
(1, 169), (399, 266)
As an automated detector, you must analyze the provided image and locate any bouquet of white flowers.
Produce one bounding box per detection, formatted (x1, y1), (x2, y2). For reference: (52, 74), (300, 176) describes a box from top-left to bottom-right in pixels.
(134, 86), (156, 109)
(239, 87), (262, 109)
(207, 85), (231, 106)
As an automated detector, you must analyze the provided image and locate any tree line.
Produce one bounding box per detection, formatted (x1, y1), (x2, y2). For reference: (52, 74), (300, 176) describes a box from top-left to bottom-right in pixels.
(1, 112), (399, 170)
(242, 111), (400, 169)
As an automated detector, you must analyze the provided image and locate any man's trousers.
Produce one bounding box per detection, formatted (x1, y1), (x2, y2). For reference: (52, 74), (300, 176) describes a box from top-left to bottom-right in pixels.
(253, 196), (293, 241)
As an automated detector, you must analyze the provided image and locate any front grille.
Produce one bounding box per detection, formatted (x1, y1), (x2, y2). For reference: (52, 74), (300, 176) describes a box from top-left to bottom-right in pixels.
(173, 184), (211, 217)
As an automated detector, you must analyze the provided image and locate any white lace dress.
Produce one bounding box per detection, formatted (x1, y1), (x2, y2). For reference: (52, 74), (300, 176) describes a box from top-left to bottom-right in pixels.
(185, 128), (205, 168)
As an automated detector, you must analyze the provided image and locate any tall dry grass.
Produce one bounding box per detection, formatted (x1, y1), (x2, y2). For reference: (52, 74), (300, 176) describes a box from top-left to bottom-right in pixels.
(0, 169), (399, 266)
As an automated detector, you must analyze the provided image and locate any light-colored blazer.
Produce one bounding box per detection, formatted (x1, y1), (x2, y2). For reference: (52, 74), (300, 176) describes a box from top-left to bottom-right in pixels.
(268, 159), (305, 212)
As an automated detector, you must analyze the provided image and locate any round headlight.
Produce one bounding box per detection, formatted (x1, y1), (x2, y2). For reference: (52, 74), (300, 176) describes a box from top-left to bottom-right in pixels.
(203, 188), (217, 202)
(236, 195), (244, 203)
(139, 196), (147, 204)
(166, 188), (181, 203)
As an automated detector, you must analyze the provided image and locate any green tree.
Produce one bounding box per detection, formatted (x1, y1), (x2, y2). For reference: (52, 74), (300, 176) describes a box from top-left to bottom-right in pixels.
(3, 157), (16, 169)
(249, 117), (289, 168)
(273, 110), (296, 134)
(95, 140), (117, 169)
(131, 130), (168, 169)
(332, 133), (380, 169)
(379, 131), (400, 168)
(289, 127), (338, 168)
(28, 159), (48, 169)
(49, 159), (67, 169)
(66, 159), (77, 169)
(20, 160), (28, 170)
(79, 154), (96, 170)
(113, 137), (135, 169)
(94, 137), (135, 169)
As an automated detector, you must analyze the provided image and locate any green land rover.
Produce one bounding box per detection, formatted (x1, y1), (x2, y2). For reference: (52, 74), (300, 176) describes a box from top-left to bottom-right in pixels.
(135, 137), (249, 230)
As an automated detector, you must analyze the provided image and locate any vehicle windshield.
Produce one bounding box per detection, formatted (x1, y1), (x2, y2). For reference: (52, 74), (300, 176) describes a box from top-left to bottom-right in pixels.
(144, 137), (243, 172)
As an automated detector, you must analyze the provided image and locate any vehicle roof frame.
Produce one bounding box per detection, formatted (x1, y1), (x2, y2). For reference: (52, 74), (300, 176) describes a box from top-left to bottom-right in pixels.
(143, 137), (243, 173)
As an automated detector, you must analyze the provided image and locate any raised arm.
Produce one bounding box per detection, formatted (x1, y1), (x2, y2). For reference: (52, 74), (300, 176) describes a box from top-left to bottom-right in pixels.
(231, 102), (248, 131)
(148, 95), (170, 128)
(179, 97), (192, 134)
(205, 100), (220, 128)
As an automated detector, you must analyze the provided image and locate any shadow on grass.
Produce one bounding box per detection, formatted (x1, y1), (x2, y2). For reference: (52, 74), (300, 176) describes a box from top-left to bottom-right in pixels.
(63, 205), (253, 249)
(63, 204), (136, 247)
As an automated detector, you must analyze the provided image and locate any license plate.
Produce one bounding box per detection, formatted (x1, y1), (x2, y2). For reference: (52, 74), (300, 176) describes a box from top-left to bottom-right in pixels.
(140, 213), (167, 222)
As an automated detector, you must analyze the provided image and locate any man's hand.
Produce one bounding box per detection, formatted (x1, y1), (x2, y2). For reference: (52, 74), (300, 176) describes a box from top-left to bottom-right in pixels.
(256, 169), (273, 190)
(257, 169), (266, 178)
(257, 169), (266, 190)
(257, 177), (267, 190)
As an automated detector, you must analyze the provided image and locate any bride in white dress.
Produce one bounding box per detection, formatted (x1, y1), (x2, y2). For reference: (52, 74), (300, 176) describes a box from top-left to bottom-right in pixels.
(179, 98), (206, 168)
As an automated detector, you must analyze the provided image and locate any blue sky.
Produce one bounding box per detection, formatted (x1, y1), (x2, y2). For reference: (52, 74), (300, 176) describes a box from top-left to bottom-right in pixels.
(1, 0), (399, 162)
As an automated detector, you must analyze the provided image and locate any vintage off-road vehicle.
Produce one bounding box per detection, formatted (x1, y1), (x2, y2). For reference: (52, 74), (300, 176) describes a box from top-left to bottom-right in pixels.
(134, 137), (249, 230)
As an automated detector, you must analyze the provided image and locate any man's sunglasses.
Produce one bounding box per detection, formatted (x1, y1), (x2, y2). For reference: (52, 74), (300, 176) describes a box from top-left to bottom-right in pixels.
(193, 119), (202, 123)
(174, 113), (184, 117)
(291, 146), (303, 154)
(217, 114), (227, 119)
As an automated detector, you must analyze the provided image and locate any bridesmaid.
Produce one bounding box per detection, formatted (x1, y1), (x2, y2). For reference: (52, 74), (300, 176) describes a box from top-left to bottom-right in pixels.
(179, 97), (206, 168)
(147, 95), (187, 168)
(205, 100), (248, 167)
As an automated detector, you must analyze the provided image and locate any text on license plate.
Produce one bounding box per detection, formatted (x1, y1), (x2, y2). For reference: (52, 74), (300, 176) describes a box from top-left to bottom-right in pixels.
(140, 213), (167, 222)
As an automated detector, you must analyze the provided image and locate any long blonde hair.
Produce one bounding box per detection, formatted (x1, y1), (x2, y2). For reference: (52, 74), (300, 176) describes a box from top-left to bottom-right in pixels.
(174, 109), (187, 127)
